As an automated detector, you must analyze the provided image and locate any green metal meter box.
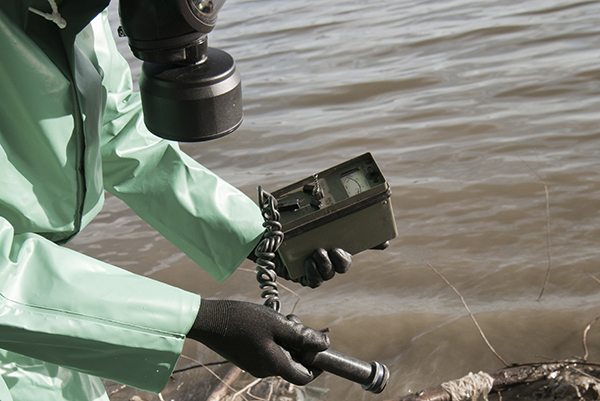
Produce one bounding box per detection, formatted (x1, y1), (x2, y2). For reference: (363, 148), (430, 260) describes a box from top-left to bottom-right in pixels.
(272, 153), (397, 279)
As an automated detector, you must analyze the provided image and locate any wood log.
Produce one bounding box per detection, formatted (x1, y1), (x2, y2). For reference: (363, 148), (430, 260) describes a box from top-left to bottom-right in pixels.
(386, 362), (580, 401)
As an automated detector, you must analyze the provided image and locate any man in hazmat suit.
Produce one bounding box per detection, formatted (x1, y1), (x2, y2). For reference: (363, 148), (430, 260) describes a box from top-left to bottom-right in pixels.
(0, 0), (353, 399)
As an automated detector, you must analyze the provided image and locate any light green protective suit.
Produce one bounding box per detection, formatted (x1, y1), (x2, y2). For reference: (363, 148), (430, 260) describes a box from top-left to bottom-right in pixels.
(0, 1), (265, 400)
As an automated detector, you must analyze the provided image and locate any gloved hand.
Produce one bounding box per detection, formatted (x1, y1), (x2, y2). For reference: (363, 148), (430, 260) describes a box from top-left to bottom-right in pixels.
(248, 246), (352, 289)
(187, 299), (329, 385)
(277, 248), (352, 288)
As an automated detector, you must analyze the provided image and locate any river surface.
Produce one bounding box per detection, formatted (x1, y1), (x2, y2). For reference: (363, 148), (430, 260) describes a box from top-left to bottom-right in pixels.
(69, 1), (600, 399)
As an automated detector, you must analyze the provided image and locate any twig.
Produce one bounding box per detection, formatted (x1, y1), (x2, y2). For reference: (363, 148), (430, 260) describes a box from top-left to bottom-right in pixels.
(521, 159), (552, 301)
(231, 378), (263, 401)
(265, 379), (275, 400)
(173, 359), (230, 374)
(537, 180), (552, 301)
(570, 365), (600, 382)
(239, 267), (302, 314)
(179, 354), (249, 401)
(422, 259), (509, 366)
(589, 274), (600, 286)
(247, 377), (275, 400)
(207, 366), (243, 401)
(582, 315), (600, 361)
(107, 384), (127, 397)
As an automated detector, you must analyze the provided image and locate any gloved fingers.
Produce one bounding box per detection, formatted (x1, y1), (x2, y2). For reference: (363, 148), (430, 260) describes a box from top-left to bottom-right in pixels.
(272, 347), (320, 386)
(284, 315), (326, 384)
(234, 346), (318, 386)
(189, 300), (327, 386)
(286, 314), (302, 324)
(279, 314), (330, 353)
(311, 248), (336, 280)
(302, 258), (324, 288)
(330, 247), (352, 274)
(253, 314), (327, 385)
(300, 248), (352, 287)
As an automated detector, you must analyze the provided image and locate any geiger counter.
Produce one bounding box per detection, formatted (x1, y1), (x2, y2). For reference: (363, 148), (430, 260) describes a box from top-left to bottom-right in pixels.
(271, 152), (398, 279)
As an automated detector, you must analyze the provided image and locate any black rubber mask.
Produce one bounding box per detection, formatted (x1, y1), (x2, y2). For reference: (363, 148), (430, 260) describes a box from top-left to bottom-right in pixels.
(119, 0), (242, 142)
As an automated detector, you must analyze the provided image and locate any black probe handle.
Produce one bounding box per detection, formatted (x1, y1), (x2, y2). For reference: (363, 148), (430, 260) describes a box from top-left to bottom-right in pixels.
(300, 349), (390, 393)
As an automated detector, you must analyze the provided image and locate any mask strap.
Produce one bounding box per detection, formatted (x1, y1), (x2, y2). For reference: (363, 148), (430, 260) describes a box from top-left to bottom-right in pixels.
(29, 0), (67, 29)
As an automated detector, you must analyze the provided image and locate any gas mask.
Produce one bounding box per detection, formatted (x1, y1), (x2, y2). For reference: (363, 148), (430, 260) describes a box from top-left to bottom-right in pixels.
(119, 0), (242, 142)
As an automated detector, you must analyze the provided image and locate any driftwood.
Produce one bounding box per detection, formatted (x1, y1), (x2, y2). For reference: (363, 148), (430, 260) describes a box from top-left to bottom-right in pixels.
(390, 252), (600, 401)
(386, 361), (600, 401)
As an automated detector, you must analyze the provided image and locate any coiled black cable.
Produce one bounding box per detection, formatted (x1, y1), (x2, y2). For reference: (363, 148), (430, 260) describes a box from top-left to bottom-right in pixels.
(255, 186), (284, 313)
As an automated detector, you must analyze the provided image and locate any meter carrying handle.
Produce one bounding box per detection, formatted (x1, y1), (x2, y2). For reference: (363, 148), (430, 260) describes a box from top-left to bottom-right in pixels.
(300, 349), (390, 393)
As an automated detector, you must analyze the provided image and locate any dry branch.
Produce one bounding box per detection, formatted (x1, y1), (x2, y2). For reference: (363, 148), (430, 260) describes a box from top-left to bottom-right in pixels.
(178, 355), (246, 400)
(582, 315), (600, 362)
(520, 159), (552, 301)
(422, 259), (508, 367)
(207, 366), (243, 401)
(386, 362), (592, 401)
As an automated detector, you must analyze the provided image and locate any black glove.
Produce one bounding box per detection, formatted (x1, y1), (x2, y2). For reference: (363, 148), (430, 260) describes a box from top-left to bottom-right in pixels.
(282, 248), (352, 288)
(249, 247), (352, 289)
(187, 299), (329, 385)
(294, 244), (387, 287)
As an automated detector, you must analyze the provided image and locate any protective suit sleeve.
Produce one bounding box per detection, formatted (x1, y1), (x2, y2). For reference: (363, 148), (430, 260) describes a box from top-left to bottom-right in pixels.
(89, 11), (265, 282)
(0, 215), (201, 393)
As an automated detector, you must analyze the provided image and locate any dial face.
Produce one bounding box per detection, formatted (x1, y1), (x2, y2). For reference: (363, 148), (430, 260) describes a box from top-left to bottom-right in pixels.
(341, 169), (370, 196)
